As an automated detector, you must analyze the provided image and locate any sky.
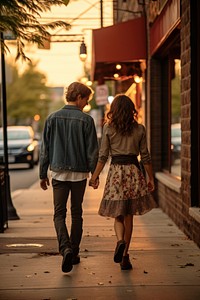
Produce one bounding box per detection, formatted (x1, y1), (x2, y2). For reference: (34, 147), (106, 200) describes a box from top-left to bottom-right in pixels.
(6, 0), (113, 87)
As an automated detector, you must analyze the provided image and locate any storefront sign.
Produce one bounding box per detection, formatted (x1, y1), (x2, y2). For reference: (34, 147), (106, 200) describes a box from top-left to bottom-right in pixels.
(95, 84), (108, 106)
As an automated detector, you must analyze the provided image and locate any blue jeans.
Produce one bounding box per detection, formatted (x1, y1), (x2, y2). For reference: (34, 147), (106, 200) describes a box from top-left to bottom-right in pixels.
(52, 179), (87, 256)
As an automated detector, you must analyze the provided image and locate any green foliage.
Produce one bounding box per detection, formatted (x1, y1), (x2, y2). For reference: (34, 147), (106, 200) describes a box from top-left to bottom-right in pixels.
(6, 62), (51, 126)
(0, 0), (70, 60)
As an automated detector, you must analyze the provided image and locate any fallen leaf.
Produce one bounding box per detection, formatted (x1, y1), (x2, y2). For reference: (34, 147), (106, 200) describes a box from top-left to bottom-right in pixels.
(89, 272), (95, 275)
(179, 263), (194, 268)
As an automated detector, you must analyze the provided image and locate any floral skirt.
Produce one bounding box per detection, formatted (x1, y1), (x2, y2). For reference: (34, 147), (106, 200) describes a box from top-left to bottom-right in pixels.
(98, 164), (157, 218)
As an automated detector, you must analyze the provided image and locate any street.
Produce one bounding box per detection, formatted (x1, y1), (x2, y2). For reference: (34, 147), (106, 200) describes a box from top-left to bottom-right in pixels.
(9, 164), (39, 192)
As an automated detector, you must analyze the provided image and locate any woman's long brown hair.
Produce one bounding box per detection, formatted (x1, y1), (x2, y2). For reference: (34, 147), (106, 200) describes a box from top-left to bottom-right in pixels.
(106, 94), (138, 135)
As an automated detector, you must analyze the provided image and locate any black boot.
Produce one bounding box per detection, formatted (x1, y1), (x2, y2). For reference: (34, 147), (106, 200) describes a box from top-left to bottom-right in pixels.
(120, 254), (133, 270)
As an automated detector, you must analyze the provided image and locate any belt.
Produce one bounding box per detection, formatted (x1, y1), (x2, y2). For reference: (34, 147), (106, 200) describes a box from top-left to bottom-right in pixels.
(111, 155), (140, 169)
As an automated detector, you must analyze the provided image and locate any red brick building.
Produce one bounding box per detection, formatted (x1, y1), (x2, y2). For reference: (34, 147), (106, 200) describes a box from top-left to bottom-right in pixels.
(151, 0), (200, 246)
(91, 0), (200, 247)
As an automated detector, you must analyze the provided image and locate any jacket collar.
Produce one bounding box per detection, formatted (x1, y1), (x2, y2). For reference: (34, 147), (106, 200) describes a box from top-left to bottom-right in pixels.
(62, 105), (81, 111)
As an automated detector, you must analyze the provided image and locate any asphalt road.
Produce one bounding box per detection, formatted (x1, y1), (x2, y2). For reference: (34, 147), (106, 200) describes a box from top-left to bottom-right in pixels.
(9, 164), (39, 192)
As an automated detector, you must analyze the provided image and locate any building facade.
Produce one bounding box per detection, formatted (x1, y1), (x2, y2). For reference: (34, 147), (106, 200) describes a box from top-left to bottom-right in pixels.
(150, 0), (200, 246)
(91, 0), (200, 247)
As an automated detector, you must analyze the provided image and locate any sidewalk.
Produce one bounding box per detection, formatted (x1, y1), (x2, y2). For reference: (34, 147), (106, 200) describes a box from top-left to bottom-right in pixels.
(0, 168), (200, 300)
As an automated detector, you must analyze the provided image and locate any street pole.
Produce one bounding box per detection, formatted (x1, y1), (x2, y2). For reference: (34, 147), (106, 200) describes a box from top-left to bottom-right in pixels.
(0, 32), (19, 220)
(143, 0), (151, 149)
(100, 0), (103, 28)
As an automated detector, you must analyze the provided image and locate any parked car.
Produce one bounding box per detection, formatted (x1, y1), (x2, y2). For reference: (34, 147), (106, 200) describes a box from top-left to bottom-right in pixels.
(171, 123), (181, 161)
(0, 126), (39, 169)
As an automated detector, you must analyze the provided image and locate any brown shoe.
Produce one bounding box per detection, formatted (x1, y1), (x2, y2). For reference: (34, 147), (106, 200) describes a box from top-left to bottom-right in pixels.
(114, 240), (126, 263)
(120, 254), (133, 270)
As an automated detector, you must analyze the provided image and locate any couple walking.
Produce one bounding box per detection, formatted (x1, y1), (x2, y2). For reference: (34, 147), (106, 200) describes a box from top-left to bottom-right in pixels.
(39, 81), (156, 273)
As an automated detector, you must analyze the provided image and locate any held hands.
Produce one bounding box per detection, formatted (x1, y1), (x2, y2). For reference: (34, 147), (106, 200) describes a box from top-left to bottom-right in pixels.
(40, 178), (50, 190)
(89, 177), (99, 189)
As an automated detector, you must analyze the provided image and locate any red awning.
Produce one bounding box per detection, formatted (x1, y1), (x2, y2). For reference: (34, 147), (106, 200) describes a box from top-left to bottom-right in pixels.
(91, 17), (146, 81)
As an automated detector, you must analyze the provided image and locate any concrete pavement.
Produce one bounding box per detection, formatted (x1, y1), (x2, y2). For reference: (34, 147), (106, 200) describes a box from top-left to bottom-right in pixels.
(0, 167), (200, 300)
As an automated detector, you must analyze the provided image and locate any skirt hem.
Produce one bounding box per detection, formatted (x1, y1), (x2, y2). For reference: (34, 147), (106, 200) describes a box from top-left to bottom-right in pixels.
(98, 194), (157, 218)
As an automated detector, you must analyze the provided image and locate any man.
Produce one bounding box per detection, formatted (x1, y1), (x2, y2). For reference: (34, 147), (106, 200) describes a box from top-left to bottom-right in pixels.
(39, 82), (99, 273)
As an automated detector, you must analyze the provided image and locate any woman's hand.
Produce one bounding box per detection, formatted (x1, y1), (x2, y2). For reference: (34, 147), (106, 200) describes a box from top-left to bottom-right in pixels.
(143, 163), (155, 192)
(89, 177), (99, 189)
(89, 161), (105, 189)
(147, 178), (155, 192)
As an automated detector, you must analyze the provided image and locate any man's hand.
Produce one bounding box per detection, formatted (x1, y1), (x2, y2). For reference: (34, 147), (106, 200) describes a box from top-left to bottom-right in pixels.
(89, 177), (99, 189)
(40, 178), (50, 190)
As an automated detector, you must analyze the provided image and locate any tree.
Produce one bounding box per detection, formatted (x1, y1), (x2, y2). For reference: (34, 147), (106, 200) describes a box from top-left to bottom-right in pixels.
(6, 62), (51, 126)
(0, 0), (70, 60)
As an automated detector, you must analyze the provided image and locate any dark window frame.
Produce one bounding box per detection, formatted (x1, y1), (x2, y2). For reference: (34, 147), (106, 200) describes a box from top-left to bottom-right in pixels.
(158, 32), (181, 177)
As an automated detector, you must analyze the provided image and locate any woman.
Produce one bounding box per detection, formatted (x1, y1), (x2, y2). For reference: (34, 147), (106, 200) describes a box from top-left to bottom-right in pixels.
(89, 94), (156, 270)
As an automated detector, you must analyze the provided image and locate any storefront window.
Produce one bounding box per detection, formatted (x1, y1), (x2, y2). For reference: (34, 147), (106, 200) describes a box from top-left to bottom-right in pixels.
(171, 59), (181, 177)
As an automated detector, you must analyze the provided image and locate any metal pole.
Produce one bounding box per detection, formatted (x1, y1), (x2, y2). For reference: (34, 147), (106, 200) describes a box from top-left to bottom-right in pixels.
(100, 0), (103, 27)
(143, 0), (151, 148)
(0, 32), (19, 220)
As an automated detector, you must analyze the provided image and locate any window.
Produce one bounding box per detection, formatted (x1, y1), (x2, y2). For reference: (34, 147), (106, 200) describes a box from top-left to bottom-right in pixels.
(161, 55), (181, 178)
(170, 59), (181, 177)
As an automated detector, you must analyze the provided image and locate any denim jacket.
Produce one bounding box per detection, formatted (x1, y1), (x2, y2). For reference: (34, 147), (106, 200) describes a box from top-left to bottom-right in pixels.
(39, 105), (99, 179)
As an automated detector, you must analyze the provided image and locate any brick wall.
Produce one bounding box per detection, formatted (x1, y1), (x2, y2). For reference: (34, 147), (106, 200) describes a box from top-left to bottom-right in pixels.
(181, 0), (191, 212)
(180, 0), (200, 247)
(153, 0), (200, 247)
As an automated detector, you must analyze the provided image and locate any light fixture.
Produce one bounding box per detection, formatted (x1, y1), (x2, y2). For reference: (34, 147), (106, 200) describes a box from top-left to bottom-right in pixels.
(79, 39), (87, 62)
(134, 75), (142, 83)
(80, 77), (88, 84)
(114, 73), (119, 79)
(116, 64), (122, 70)
(86, 80), (93, 86)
